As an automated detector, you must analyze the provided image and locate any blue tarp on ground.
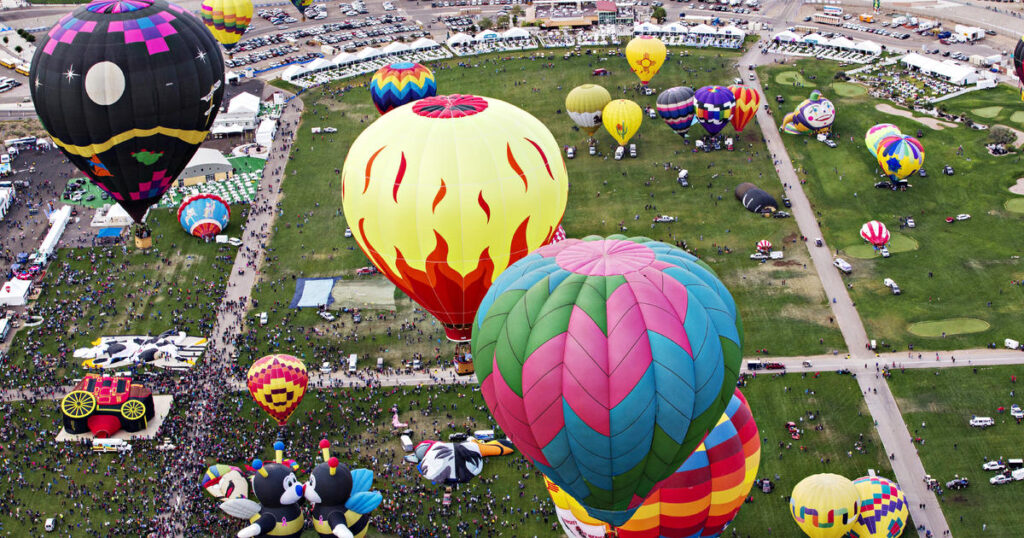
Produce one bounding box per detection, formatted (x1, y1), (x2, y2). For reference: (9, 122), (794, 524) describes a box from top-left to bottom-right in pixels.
(290, 277), (339, 308)
(97, 227), (123, 238)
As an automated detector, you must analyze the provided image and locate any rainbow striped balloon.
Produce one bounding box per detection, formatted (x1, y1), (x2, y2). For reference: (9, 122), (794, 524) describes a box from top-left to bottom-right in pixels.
(369, 62), (437, 115)
(876, 134), (924, 180)
(546, 389), (760, 538)
(200, 0), (252, 51)
(473, 235), (743, 526)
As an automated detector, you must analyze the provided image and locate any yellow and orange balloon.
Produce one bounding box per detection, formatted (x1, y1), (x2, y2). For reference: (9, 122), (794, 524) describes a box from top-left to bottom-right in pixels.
(625, 36), (666, 86)
(729, 85), (761, 132)
(340, 94), (569, 341)
(545, 390), (760, 538)
(246, 354), (308, 426)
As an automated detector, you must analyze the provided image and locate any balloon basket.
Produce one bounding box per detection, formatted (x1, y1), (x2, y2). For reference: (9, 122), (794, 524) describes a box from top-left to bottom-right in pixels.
(453, 341), (474, 377)
(134, 224), (153, 249)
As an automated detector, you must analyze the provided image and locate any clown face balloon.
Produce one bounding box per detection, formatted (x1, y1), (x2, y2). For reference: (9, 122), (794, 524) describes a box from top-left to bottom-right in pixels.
(30, 0), (225, 222)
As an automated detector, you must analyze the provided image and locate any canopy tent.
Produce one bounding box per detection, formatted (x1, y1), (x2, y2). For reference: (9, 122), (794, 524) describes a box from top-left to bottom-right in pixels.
(856, 40), (882, 54)
(900, 53), (978, 85)
(475, 30), (500, 41)
(354, 46), (380, 61)
(411, 37), (441, 50)
(332, 51), (354, 65)
(689, 24), (718, 36)
(801, 33), (825, 45)
(633, 22), (661, 35)
(502, 28), (530, 39)
(773, 30), (800, 42)
(446, 33), (473, 46)
(382, 42), (410, 55)
(0, 278), (31, 307)
(718, 25), (745, 38)
(829, 36), (857, 50)
(228, 92), (260, 115)
(661, 22), (688, 35)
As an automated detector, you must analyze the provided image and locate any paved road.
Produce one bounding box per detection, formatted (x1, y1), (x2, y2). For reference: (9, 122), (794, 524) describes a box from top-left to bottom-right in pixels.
(742, 43), (951, 537)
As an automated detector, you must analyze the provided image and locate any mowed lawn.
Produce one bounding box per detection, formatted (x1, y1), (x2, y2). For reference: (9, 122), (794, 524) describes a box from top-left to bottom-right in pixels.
(3, 207), (236, 385)
(727, 370), (897, 536)
(888, 365), (1024, 537)
(249, 47), (845, 369)
(757, 60), (1024, 352)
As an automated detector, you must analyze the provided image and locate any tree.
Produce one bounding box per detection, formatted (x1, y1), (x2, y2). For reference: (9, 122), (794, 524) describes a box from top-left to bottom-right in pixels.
(496, 15), (510, 29)
(13, 46), (21, 54)
(510, 5), (523, 16)
(2, 37), (7, 44)
(652, 6), (667, 23)
(478, 17), (494, 30)
(989, 126), (1016, 146)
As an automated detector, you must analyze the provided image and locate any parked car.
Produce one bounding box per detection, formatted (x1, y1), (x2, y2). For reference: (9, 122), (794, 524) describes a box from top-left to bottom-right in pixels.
(823, 139), (837, 148)
(990, 474), (1012, 485)
(943, 165), (955, 176)
(782, 196), (791, 207)
(883, 277), (900, 295)
(772, 211), (790, 218)
(629, 143), (637, 158)
(566, 146), (575, 159)
(906, 218), (915, 228)
(956, 214), (971, 221)
(614, 146), (624, 160)
(764, 362), (785, 370)
(653, 215), (678, 223)
(919, 168), (927, 177)
(1011, 404), (1023, 419)
(750, 252), (769, 260)
(983, 460), (1006, 472)
(880, 246), (890, 258)
(833, 258), (852, 274)
(946, 477), (969, 490)
(318, 311), (335, 321)
(970, 416), (994, 428)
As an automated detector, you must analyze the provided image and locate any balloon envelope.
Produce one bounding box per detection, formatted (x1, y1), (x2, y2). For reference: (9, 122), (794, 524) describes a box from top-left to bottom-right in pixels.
(602, 99), (643, 146)
(876, 135), (924, 180)
(656, 86), (695, 136)
(694, 86), (736, 136)
(625, 36), (666, 85)
(865, 124), (901, 157)
(790, 473), (860, 538)
(566, 84), (612, 137)
(201, 0), (252, 51)
(756, 239), (772, 252)
(859, 221), (890, 247)
(546, 389), (760, 538)
(780, 90), (835, 135)
(1014, 35), (1024, 101)
(473, 235), (743, 526)
(369, 62), (437, 115)
(729, 85), (761, 132)
(341, 94), (569, 341)
(247, 354), (308, 426)
(849, 476), (908, 538)
(30, 0), (226, 223)
(177, 192), (230, 238)
(291, 0), (311, 13)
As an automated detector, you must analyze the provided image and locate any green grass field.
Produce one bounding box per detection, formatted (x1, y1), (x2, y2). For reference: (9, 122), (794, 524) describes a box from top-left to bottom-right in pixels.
(2, 207), (236, 386)
(888, 365), (1024, 537)
(727, 370), (897, 536)
(245, 47), (845, 370)
(757, 60), (1024, 351)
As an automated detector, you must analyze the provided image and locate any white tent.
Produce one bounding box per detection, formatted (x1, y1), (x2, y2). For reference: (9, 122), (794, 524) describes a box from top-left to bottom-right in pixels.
(689, 24), (717, 36)
(718, 25), (745, 38)
(332, 51), (354, 65)
(475, 30), (500, 41)
(446, 33), (473, 46)
(856, 40), (882, 55)
(354, 46), (380, 61)
(829, 36), (856, 50)
(227, 92), (260, 115)
(382, 42), (410, 55)
(502, 28), (529, 39)
(256, 119), (277, 148)
(281, 64), (304, 82)
(90, 203), (138, 228)
(633, 22), (661, 35)
(773, 30), (799, 42)
(802, 33), (825, 45)
(411, 37), (441, 50)
(901, 53), (978, 85)
(0, 278), (31, 307)
(662, 22), (688, 35)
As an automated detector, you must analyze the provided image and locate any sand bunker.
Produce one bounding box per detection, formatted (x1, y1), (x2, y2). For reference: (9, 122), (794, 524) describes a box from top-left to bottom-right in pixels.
(874, 104), (956, 130)
(1010, 178), (1024, 195)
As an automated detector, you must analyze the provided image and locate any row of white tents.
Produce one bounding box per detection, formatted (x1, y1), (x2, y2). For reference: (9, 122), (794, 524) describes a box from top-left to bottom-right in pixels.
(282, 37), (445, 82)
(446, 28), (531, 47)
(633, 22), (746, 39)
(772, 30), (882, 55)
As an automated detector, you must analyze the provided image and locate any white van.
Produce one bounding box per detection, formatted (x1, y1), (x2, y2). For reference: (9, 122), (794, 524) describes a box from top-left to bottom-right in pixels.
(1006, 338), (1021, 350)
(614, 146), (624, 160)
(376, 357), (384, 370)
(259, 312), (268, 326)
(629, 144), (637, 158)
(969, 416), (994, 428)
(320, 362), (332, 373)
(348, 354), (357, 373)
(400, 435), (414, 452)
(677, 169), (689, 187)
(45, 518), (56, 532)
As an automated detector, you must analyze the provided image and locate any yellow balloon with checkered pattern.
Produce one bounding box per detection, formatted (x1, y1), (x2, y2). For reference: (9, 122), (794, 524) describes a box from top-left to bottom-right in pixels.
(246, 354), (308, 426)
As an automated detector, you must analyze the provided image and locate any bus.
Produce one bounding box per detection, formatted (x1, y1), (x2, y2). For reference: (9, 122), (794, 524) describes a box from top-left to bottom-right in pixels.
(823, 6), (843, 16)
(14, 64), (30, 77)
(0, 56), (15, 69)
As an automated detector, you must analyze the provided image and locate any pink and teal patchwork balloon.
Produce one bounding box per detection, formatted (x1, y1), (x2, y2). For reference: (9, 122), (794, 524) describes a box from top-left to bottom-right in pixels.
(472, 235), (743, 527)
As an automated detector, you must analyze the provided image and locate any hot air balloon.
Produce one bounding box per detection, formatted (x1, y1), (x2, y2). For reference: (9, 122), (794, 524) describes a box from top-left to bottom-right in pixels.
(247, 354), (308, 426)
(876, 135), (924, 181)
(780, 90), (835, 135)
(177, 193), (230, 238)
(566, 84), (612, 138)
(790, 473), (860, 538)
(859, 221), (890, 248)
(625, 36), (666, 86)
(694, 86), (736, 136)
(756, 239), (772, 252)
(865, 124), (901, 157)
(30, 0), (226, 224)
(603, 99), (643, 146)
(546, 389), (761, 538)
(656, 86), (696, 136)
(200, 0), (252, 52)
(729, 85), (761, 133)
(369, 62), (437, 115)
(340, 94), (568, 348)
(291, 0), (312, 16)
(546, 224), (567, 245)
(849, 476), (908, 538)
(1013, 35), (1023, 101)
(473, 235), (743, 526)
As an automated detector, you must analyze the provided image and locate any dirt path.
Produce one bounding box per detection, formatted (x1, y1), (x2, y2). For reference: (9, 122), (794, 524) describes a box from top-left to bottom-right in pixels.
(875, 103), (957, 130)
